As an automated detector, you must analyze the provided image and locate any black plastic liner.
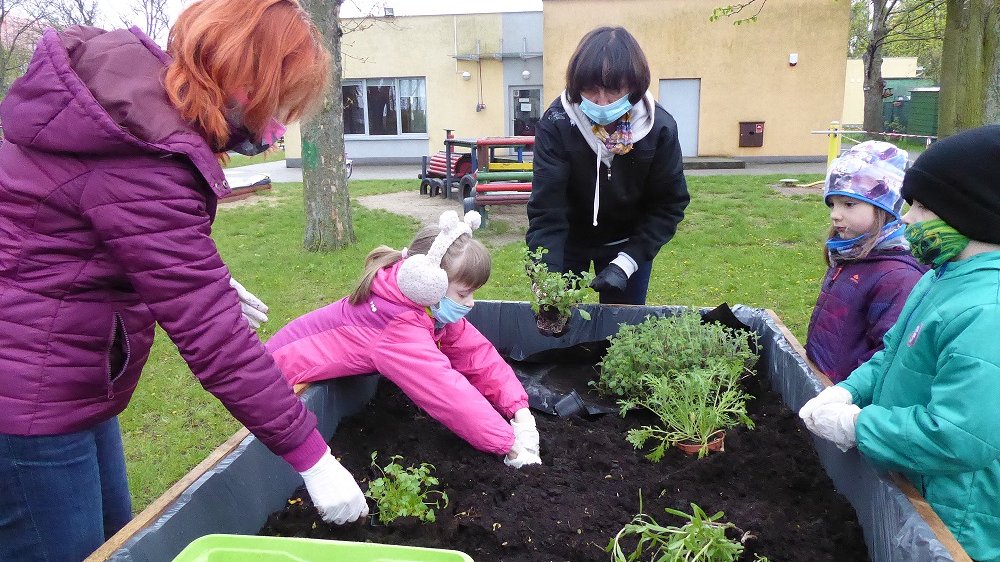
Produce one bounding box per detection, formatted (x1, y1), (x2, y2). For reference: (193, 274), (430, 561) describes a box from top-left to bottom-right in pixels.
(105, 302), (954, 562)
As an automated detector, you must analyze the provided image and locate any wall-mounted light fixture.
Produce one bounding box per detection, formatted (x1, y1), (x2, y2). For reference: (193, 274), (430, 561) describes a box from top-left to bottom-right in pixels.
(461, 71), (471, 81)
(521, 69), (531, 81)
(789, 53), (799, 67)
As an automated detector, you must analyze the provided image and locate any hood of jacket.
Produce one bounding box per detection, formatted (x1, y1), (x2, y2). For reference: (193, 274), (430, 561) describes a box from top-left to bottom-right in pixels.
(0, 25), (230, 197)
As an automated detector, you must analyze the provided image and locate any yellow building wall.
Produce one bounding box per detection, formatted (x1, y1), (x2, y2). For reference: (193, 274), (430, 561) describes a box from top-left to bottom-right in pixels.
(543, 0), (850, 157)
(842, 57), (919, 126)
(345, 14), (509, 153)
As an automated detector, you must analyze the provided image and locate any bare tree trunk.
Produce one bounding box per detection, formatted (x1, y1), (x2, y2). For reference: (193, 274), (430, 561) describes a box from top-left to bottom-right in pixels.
(988, 22), (1000, 124)
(939, 0), (1000, 136)
(300, 0), (354, 252)
(863, 0), (891, 133)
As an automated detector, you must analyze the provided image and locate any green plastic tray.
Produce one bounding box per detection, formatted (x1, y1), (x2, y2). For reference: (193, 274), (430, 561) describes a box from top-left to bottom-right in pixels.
(172, 534), (474, 562)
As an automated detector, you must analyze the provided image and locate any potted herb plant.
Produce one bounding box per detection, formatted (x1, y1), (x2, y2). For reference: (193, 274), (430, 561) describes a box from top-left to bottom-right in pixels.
(523, 246), (594, 337)
(597, 310), (758, 458)
(621, 360), (754, 459)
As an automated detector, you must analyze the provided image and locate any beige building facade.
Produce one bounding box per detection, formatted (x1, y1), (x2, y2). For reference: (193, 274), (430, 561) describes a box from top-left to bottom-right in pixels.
(842, 57), (920, 126)
(287, 0), (849, 164)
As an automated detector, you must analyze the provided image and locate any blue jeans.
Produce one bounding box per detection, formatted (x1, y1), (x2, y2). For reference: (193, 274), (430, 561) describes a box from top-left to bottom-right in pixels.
(564, 242), (654, 305)
(0, 417), (132, 562)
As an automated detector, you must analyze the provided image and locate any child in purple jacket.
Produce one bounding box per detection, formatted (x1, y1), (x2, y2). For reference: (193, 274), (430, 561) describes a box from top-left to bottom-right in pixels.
(805, 141), (926, 383)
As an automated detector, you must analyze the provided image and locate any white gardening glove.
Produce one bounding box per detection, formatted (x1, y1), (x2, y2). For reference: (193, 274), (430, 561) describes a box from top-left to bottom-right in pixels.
(799, 385), (853, 432)
(229, 277), (269, 330)
(299, 449), (369, 524)
(510, 408), (540, 457)
(504, 408), (541, 468)
(504, 443), (542, 468)
(807, 403), (862, 452)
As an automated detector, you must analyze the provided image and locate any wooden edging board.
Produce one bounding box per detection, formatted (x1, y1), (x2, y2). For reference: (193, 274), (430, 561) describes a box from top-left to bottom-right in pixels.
(84, 427), (252, 562)
(764, 309), (972, 562)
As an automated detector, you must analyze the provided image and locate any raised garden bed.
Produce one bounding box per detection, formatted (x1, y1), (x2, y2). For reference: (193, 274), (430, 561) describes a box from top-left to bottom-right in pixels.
(91, 303), (966, 562)
(260, 368), (866, 561)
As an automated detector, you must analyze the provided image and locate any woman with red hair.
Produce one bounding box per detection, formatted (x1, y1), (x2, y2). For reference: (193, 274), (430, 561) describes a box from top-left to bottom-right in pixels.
(0, 1), (366, 559)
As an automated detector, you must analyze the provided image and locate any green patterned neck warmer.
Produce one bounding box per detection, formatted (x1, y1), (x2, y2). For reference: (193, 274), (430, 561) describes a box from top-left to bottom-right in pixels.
(904, 219), (970, 268)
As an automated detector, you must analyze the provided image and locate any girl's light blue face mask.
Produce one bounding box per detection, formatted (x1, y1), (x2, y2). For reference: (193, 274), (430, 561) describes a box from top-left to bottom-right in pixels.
(431, 296), (472, 326)
(579, 94), (632, 125)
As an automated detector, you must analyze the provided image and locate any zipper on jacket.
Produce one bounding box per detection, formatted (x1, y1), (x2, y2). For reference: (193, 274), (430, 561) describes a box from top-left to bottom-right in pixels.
(825, 266), (843, 290)
(106, 312), (131, 400)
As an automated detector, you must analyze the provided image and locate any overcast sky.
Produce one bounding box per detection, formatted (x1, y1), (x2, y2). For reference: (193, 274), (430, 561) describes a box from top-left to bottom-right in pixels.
(97, 0), (543, 27)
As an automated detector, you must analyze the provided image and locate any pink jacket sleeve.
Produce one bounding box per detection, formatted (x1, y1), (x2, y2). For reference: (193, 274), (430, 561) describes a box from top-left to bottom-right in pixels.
(372, 311), (516, 456)
(439, 319), (529, 418)
(80, 167), (325, 471)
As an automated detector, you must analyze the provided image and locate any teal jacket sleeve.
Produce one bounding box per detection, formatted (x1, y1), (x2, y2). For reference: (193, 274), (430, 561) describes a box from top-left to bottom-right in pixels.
(855, 305), (1000, 475)
(839, 271), (931, 406)
(838, 317), (902, 407)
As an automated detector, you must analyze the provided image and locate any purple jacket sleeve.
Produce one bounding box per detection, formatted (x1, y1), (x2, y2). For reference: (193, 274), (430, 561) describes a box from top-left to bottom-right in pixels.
(861, 267), (923, 364)
(79, 166), (324, 469)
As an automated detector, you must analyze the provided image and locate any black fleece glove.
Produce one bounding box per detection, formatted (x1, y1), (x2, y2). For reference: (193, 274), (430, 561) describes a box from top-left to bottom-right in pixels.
(590, 264), (628, 293)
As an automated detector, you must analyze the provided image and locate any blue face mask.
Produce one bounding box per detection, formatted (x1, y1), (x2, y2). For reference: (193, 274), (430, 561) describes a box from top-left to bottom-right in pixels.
(430, 296), (472, 325)
(579, 94), (633, 125)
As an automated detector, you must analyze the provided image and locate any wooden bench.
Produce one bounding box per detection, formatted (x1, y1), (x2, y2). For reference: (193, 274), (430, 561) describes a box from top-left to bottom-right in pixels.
(417, 151), (472, 197)
(462, 137), (534, 225)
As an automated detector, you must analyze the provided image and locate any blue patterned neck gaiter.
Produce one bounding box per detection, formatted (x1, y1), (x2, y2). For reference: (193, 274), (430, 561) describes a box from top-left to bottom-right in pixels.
(827, 220), (908, 264)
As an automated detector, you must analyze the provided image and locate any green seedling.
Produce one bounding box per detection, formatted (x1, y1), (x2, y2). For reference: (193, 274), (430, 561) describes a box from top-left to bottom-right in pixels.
(523, 246), (594, 321)
(365, 452), (448, 524)
(608, 501), (751, 562)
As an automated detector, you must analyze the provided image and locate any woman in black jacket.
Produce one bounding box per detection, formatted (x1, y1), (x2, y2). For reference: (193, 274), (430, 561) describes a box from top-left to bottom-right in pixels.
(526, 26), (690, 305)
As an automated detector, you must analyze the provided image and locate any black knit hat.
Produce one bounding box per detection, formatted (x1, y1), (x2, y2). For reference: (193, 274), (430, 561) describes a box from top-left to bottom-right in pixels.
(901, 125), (1000, 244)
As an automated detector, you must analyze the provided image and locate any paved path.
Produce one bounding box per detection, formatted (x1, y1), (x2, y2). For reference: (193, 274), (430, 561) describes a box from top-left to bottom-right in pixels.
(222, 159), (828, 231)
(224, 159), (828, 186)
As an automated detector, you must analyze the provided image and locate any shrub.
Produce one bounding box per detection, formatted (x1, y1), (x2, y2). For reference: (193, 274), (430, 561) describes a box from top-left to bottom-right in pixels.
(596, 310), (757, 400)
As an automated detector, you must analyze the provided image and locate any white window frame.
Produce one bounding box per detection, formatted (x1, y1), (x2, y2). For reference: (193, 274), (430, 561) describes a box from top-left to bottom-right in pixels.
(343, 77), (428, 139)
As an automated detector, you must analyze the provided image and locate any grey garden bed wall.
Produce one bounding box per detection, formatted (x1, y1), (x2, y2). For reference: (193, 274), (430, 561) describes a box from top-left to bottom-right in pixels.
(101, 302), (957, 562)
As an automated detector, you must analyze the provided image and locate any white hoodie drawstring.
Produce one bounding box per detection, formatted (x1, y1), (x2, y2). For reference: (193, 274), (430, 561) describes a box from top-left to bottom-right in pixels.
(560, 90), (656, 229)
(593, 151), (601, 226)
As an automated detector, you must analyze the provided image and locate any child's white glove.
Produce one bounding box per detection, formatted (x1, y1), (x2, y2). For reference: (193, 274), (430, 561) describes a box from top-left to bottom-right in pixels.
(511, 408), (540, 456)
(504, 408), (541, 468)
(299, 449), (369, 524)
(504, 444), (542, 468)
(807, 403), (862, 452)
(799, 385), (853, 430)
(230, 277), (269, 330)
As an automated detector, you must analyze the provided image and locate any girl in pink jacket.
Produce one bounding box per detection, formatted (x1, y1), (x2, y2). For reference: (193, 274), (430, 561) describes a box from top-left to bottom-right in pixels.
(267, 211), (541, 468)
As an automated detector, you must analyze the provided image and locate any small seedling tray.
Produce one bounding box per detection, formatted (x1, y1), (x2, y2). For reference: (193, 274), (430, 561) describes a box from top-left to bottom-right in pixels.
(172, 534), (473, 562)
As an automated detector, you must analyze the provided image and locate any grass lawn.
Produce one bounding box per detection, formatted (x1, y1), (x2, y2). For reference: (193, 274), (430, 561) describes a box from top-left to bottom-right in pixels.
(122, 173), (828, 510)
(223, 149), (287, 169)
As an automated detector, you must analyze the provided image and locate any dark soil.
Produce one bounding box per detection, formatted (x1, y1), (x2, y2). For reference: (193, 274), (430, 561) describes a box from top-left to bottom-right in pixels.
(535, 305), (570, 338)
(260, 369), (869, 562)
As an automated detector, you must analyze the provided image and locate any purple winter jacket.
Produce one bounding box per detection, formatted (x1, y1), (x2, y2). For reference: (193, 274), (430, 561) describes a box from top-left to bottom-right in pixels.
(0, 26), (326, 470)
(805, 251), (926, 383)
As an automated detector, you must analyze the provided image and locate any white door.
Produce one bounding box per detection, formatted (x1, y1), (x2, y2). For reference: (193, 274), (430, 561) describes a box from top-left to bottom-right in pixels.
(658, 79), (700, 157)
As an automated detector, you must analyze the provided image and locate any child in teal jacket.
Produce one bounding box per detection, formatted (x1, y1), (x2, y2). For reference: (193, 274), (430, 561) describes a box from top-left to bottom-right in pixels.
(799, 125), (1000, 562)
